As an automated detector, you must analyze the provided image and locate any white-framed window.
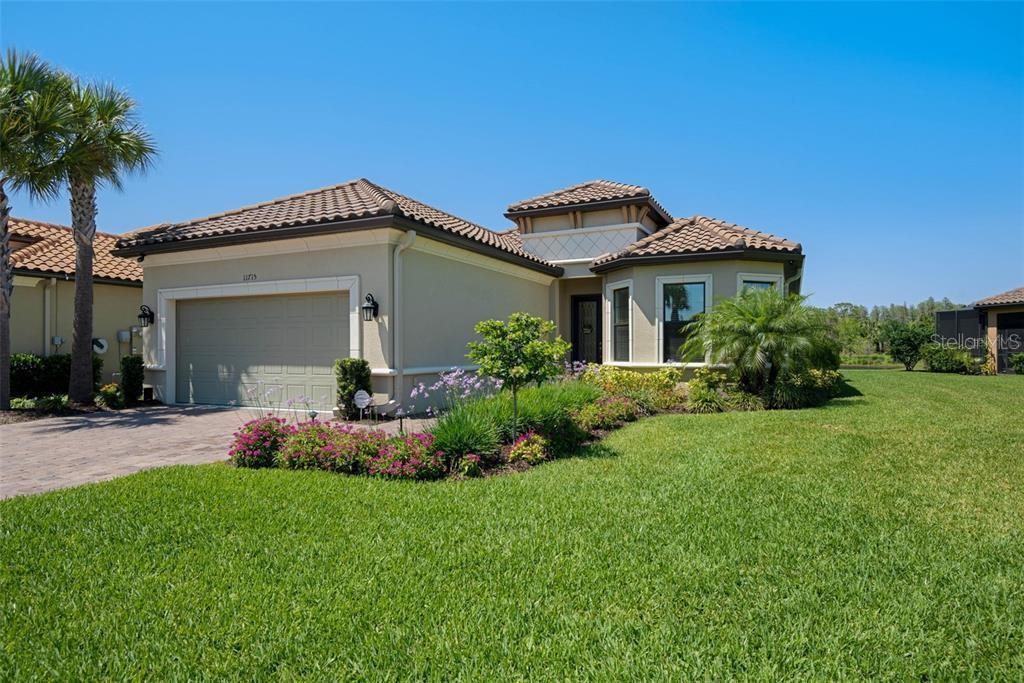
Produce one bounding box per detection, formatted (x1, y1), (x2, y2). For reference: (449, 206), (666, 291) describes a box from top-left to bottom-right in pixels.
(656, 274), (712, 364)
(604, 279), (633, 363)
(737, 272), (784, 294)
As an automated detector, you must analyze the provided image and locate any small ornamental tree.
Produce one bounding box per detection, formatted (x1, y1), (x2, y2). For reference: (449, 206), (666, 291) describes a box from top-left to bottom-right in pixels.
(887, 321), (934, 371)
(467, 313), (569, 434)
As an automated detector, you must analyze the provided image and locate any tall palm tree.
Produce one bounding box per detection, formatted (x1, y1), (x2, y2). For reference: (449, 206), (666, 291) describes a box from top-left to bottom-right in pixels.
(59, 79), (156, 403)
(682, 288), (834, 394)
(0, 50), (68, 409)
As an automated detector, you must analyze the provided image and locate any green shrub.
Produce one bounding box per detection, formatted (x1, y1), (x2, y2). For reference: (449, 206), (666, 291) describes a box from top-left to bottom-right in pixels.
(9, 353), (102, 397)
(764, 370), (845, 409)
(581, 365), (683, 411)
(34, 394), (70, 413)
(920, 344), (980, 375)
(841, 353), (895, 366)
(120, 355), (145, 406)
(10, 397), (35, 410)
(95, 383), (124, 410)
(571, 395), (641, 432)
(458, 453), (483, 477)
(507, 431), (549, 465)
(691, 366), (727, 389)
(1011, 353), (1024, 374)
(726, 390), (765, 411)
(334, 358), (371, 418)
(687, 383), (725, 414)
(279, 422), (343, 471)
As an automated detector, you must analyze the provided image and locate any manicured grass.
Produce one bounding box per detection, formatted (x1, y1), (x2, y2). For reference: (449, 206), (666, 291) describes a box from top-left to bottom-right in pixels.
(2, 371), (1022, 679)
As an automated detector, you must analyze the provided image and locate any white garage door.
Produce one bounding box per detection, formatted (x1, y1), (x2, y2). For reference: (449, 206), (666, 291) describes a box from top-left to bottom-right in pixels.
(176, 292), (348, 410)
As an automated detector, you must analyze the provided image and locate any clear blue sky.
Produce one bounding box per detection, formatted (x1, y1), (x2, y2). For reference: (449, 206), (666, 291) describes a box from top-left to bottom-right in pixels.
(3, 1), (1022, 307)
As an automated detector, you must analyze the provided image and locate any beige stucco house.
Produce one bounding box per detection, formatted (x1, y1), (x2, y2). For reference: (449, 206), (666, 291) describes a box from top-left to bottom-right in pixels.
(973, 286), (1024, 372)
(11, 218), (143, 383)
(111, 179), (804, 410)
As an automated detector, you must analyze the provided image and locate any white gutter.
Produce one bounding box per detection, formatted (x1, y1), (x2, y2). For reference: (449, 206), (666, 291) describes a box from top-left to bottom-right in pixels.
(387, 230), (417, 409)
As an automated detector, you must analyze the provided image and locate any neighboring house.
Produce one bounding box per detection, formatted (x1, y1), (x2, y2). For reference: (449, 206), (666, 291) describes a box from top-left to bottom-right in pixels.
(111, 179), (804, 410)
(973, 286), (1024, 373)
(10, 218), (144, 383)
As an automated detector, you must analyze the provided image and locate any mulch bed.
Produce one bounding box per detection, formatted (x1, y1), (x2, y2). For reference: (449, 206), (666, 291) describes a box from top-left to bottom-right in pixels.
(0, 406), (99, 425)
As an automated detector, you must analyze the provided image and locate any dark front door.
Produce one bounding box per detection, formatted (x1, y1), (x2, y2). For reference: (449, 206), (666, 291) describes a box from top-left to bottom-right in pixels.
(571, 295), (602, 364)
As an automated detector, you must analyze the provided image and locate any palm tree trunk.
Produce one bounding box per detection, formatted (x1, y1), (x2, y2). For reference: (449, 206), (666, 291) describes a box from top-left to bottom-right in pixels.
(0, 179), (13, 410)
(68, 176), (97, 404)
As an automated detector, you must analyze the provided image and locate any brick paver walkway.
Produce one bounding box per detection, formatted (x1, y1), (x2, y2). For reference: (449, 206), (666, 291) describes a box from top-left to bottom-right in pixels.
(0, 407), (426, 499)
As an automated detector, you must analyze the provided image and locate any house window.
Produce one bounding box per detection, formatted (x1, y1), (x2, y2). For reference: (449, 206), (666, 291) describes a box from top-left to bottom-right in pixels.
(741, 280), (775, 292)
(737, 273), (784, 294)
(612, 286), (630, 362)
(662, 281), (706, 363)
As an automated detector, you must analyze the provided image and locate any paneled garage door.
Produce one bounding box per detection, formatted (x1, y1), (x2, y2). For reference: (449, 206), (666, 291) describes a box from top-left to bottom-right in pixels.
(176, 292), (348, 410)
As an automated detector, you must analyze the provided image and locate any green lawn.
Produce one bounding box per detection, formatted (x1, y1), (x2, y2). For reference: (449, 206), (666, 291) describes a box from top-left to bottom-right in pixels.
(2, 371), (1022, 679)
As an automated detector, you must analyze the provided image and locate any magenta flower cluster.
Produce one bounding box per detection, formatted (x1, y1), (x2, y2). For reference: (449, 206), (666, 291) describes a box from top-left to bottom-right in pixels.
(277, 421), (388, 473)
(366, 432), (445, 480)
(228, 417), (291, 468)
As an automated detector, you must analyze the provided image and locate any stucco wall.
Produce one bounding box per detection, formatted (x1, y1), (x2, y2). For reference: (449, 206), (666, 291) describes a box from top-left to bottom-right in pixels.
(529, 207), (634, 233)
(603, 259), (787, 364)
(401, 238), (553, 369)
(11, 275), (141, 383)
(138, 231), (395, 402)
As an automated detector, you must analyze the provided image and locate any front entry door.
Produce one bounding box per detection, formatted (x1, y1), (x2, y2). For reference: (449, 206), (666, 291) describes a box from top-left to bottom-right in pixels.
(571, 295), (602, 364)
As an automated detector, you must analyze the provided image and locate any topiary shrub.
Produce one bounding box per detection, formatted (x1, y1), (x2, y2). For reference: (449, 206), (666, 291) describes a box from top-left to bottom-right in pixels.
(229, 417), (291, 468)
(120, 355), (145, 406)
(507, 431), (549, 465)
(334, 358), (371, 418)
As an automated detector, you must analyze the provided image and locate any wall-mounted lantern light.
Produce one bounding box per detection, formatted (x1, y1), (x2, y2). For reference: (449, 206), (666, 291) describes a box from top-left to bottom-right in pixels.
(138, 305), (155, 328)
(361, 294), (379, 322)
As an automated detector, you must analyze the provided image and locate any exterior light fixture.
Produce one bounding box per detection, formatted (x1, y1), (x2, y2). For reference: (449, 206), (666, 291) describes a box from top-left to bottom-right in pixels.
(138, 305), (155, 328)
(361, 293), (379, 322)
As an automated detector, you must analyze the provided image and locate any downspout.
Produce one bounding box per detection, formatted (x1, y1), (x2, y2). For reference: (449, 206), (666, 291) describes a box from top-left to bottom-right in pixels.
(785, 265), (803, 295)
(389, 229), (417, 408)
(43, 277), (56, 356)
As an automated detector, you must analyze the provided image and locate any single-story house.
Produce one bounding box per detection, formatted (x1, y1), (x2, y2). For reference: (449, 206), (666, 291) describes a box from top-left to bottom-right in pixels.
(973, 286), (1024, 373)
(10, 217), (143, 383)
(111, 179), (804, 410)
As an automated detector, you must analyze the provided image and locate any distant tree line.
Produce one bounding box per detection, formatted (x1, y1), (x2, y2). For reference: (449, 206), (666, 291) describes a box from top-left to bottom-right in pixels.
(820, 297), (964, 356)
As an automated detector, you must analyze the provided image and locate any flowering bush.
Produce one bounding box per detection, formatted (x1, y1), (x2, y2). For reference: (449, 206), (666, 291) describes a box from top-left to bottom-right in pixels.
(229, 417), (291, 468)
(507, 431), (549, 465)
(95, 382), (124, 410)
(277, 422), (388, 473)
(367, 432), (445, 480)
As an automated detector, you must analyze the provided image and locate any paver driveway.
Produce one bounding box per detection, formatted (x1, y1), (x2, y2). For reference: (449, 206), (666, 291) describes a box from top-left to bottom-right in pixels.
(0, 406), (246, 499)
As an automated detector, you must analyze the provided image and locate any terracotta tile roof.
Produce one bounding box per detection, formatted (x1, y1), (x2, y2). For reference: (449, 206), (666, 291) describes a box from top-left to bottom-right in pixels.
(115, 178), (554, 270)
(592, 215), (801, 269)
(9, 217), (143, 283)
(974, 286), (1024, 308)
(505, 179), (672, 223)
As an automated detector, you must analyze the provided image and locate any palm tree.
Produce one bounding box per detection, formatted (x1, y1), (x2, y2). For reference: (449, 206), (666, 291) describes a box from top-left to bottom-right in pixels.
(682, 288), (834, 394)
(59, 79), (156, 403)
(0, 50), (68, 409)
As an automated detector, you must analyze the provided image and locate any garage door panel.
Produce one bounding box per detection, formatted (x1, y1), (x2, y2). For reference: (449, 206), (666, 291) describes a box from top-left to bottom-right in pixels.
(177, 292), (348, 410)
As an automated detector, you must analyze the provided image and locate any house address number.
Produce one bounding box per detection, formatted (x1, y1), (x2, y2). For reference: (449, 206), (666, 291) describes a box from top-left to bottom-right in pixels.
(242, 273), (257, 282)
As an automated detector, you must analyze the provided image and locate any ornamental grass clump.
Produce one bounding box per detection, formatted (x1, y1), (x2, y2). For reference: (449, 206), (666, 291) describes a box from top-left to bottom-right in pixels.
(367, 432), (445, 480)
(229, 417), (291, 469)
